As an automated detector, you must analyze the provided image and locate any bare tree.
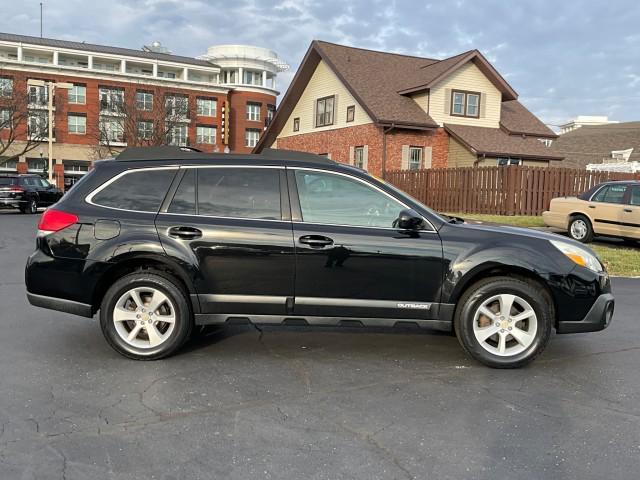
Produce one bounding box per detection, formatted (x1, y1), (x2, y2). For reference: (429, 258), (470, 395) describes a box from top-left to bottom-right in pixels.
(91, 87), (191, 159)
(0, 76), (60, 167)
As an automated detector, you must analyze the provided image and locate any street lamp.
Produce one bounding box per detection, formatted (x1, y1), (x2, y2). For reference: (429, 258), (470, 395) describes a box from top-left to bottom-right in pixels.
(26, 79), (73, 183)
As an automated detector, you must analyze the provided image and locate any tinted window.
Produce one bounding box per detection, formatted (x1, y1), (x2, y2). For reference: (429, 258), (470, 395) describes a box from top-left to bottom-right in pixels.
(630, 186), (640, 206)
(168, 169), (196, 215)
(198, 168), (281, 219)
(0, 177), (17, 186)
(22, 177), (37, 187)
(92, 169), (175, 212)
(295, 170), (405, 228)
(38, 178), (52, 188)
(592, 184), (627, 204)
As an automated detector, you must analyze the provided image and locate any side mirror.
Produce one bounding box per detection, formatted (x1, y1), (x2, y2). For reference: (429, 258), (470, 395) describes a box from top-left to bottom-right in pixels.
(394, 209), (425, 230)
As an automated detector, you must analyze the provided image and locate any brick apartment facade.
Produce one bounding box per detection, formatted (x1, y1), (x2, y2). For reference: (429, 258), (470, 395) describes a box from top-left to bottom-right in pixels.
(256, 41), (563, 176)
(0, 33), (288, 189)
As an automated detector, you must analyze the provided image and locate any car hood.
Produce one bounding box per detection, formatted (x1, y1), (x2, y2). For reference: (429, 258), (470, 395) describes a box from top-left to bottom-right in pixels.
(454, 221), (588, 247)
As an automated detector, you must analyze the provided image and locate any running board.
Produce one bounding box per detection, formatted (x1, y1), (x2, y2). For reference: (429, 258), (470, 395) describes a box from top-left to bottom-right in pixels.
(194, 313), (452, 332)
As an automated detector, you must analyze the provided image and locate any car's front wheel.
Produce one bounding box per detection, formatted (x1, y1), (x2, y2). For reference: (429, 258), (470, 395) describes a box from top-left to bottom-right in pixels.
(454, 276), (553, 368)
(100, 271), (193, 360)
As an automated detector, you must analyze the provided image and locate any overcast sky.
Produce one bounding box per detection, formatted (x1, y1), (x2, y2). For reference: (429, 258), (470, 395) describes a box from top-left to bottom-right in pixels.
(2, 0), (639, 128)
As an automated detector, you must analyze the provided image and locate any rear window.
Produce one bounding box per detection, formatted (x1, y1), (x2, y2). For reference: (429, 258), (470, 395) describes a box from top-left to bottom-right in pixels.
(0, 177), (17, 186)
(592, 184), (627, 204)
(630, 186), (640, 206)
(91, 169), (176, 212)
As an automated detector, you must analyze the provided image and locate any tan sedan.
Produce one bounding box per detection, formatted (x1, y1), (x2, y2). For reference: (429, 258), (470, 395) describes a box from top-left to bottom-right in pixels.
(543, 181), (640, 243)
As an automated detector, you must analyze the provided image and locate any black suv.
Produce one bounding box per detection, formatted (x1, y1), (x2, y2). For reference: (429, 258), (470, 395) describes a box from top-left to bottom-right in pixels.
(0, 174), (63, 214)
(25, 147), (614, 367)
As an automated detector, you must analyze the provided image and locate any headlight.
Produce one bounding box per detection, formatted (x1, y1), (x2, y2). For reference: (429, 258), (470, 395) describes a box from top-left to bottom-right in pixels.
(550, 240), (603, 272)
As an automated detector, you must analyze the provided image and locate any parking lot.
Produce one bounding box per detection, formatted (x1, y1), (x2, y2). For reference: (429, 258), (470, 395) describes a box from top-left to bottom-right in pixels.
(1, 209), (639, 480)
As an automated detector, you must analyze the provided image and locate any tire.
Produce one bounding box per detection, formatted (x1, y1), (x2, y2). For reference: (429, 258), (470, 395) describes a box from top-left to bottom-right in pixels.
(454, 276), (553, 368)
(100, 271), (193, 360)
(568, 215), (593, 243)
(20, 198), (37, 214)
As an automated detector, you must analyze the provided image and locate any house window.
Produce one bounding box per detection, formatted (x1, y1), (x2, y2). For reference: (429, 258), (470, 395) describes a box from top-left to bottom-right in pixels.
(68, 114), (86, 134)
(0, 77), (13, 97)
(246, 102), (261, 121)
(316, 96), (335, 127)
(408, 147), (423, 170)
(28, 85), (48, 106)
(197, 97), (217, 117)
(168, 124), (188, 146)
(99, 87), (124, 113)
(451, 90), (481, 118)
(346, 105), (355, 123)
(136, 91), (153, 111)
(137, 120), (153, 140)
(245, 128), (260, 148)
(243, 70), (262, 86)
(196, 125), (216, 144)
(28, 112), (49, 138)
(497, 157), (522, 166)
(293, 117), (300, 132)
(0, 108), (11, 128)
(266, 104), (276, 125)
(68, 85), (86, 104)
(354, 146), (365, 169)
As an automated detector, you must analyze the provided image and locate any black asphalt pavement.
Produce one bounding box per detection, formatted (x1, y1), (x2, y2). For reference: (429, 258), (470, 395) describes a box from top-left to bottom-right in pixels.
(1, 209), (639, 480)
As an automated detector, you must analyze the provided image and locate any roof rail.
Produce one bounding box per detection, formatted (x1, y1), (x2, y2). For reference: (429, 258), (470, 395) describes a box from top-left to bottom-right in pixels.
(115, 146), (204, 161)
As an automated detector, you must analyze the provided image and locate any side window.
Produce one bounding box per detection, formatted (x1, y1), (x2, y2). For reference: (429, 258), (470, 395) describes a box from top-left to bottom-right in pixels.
(168, 169), (196, 215)
(38, 178), (51, 188)
(294, 170), (405, 228)
(630, 186), (640, 206)
(91, 169), (175, 212)
(197, 168), (281, 220)
(592, 185), (627, 204)
(22, 177), (36, 187)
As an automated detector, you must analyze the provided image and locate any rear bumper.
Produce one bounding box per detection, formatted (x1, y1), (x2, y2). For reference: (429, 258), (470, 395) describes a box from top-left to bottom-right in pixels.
(542, 211), (568, 230)
(556, 293), (614, 333)
(0, 198), (25, 208)
(26, 292), (93, 318)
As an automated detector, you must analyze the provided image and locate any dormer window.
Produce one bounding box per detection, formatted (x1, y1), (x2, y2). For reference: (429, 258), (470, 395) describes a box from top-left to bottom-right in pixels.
(451, 90), (480, 118)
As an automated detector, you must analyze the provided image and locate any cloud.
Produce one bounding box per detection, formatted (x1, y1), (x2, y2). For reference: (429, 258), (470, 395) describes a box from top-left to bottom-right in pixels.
(3, 0), (640, 125)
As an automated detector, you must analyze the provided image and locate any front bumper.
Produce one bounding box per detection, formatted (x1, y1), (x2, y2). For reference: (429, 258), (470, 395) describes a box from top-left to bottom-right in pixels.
(556, 293), (614, 333)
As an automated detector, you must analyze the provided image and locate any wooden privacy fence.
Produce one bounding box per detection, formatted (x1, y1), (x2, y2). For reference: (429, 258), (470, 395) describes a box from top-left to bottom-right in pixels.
(385, 166), (638, 216)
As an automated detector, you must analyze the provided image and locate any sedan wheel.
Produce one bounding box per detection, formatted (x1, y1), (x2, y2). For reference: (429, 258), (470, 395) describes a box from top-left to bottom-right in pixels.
(568, 215), (593, 243)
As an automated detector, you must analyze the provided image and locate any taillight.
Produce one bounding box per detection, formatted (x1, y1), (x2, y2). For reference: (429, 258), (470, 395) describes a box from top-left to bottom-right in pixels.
(9, 186), (24, 193)
(38, 209), (79, 234)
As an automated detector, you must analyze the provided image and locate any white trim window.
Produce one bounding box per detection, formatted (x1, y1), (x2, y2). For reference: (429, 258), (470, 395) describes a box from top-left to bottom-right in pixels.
(197, 98), (217, 117)
(246, 102), (261, 121)
(68, 85), (86, 104)
(100, 117), (124, 143)
(408, 147), (423, 170)
(168, 124), (188, 146)
(0, 108), (11, 128)
(245, 128), (260, 148)
(99, 87), (124, 113)
(137, 120), (153, 140)
(196, 125), (216, 144)
(0, 77), (13, 97)
(354, 146), (365, 169)
(136, 91), (153, 111)
(497, 157), (522, 166)
(68, 114), (86, 134)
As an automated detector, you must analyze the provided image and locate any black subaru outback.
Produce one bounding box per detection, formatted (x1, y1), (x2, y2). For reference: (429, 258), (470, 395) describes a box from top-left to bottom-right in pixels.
(25, 147), (614, 368)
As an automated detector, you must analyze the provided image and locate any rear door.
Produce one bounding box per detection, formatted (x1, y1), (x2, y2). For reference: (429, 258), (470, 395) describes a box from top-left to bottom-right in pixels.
(620, 185), (640, 239)
(155, 166), (295, 316)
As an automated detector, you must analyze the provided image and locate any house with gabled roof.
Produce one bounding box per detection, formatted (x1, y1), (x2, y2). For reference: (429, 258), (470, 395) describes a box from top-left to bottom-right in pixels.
(255, 40), (563, 175)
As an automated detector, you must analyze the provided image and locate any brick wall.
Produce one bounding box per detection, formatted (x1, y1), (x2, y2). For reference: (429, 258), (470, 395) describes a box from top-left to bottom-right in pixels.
(228, 90), (276, 153)
(275, 124), (450, 176)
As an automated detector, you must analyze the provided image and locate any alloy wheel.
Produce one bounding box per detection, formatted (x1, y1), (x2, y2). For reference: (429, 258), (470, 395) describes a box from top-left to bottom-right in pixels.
(472, 293), (538, 357)
(570, 219), (588, 240)
(112, 287), (176, 349)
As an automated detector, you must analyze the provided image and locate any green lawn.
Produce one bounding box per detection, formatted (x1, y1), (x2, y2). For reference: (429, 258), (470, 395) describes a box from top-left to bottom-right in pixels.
(444, 212), (640, 277)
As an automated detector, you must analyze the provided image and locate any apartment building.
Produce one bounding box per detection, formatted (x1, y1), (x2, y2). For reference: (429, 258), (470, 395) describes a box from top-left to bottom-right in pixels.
(0, 33), (288, 189)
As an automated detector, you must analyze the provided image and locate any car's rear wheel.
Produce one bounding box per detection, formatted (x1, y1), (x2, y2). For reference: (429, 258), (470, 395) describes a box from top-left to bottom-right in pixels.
(568, 215), (593, 243)
(20, 198), (37, 214)
(100, 271), (192, 360)
(454, 276), (553, 368)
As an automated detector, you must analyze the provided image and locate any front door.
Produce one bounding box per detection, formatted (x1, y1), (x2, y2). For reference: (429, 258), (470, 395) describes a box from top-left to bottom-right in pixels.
(289, 168), (443, 320)
(155, 166), (295, 315)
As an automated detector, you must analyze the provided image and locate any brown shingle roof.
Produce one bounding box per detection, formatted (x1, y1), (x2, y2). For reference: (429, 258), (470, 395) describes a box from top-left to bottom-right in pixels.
(551, 122), (640, 168)
(500, 100), (557, 137)
(256, 40), (553, 154)
(445, 124), (564, 161)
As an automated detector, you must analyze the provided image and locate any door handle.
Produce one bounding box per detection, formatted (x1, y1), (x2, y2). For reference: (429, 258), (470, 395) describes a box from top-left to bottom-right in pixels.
(299, 235), (334, 248)
(623, 208), (633, 213)
(168, 226), (202, 240)
(588, 205), (596, 209)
